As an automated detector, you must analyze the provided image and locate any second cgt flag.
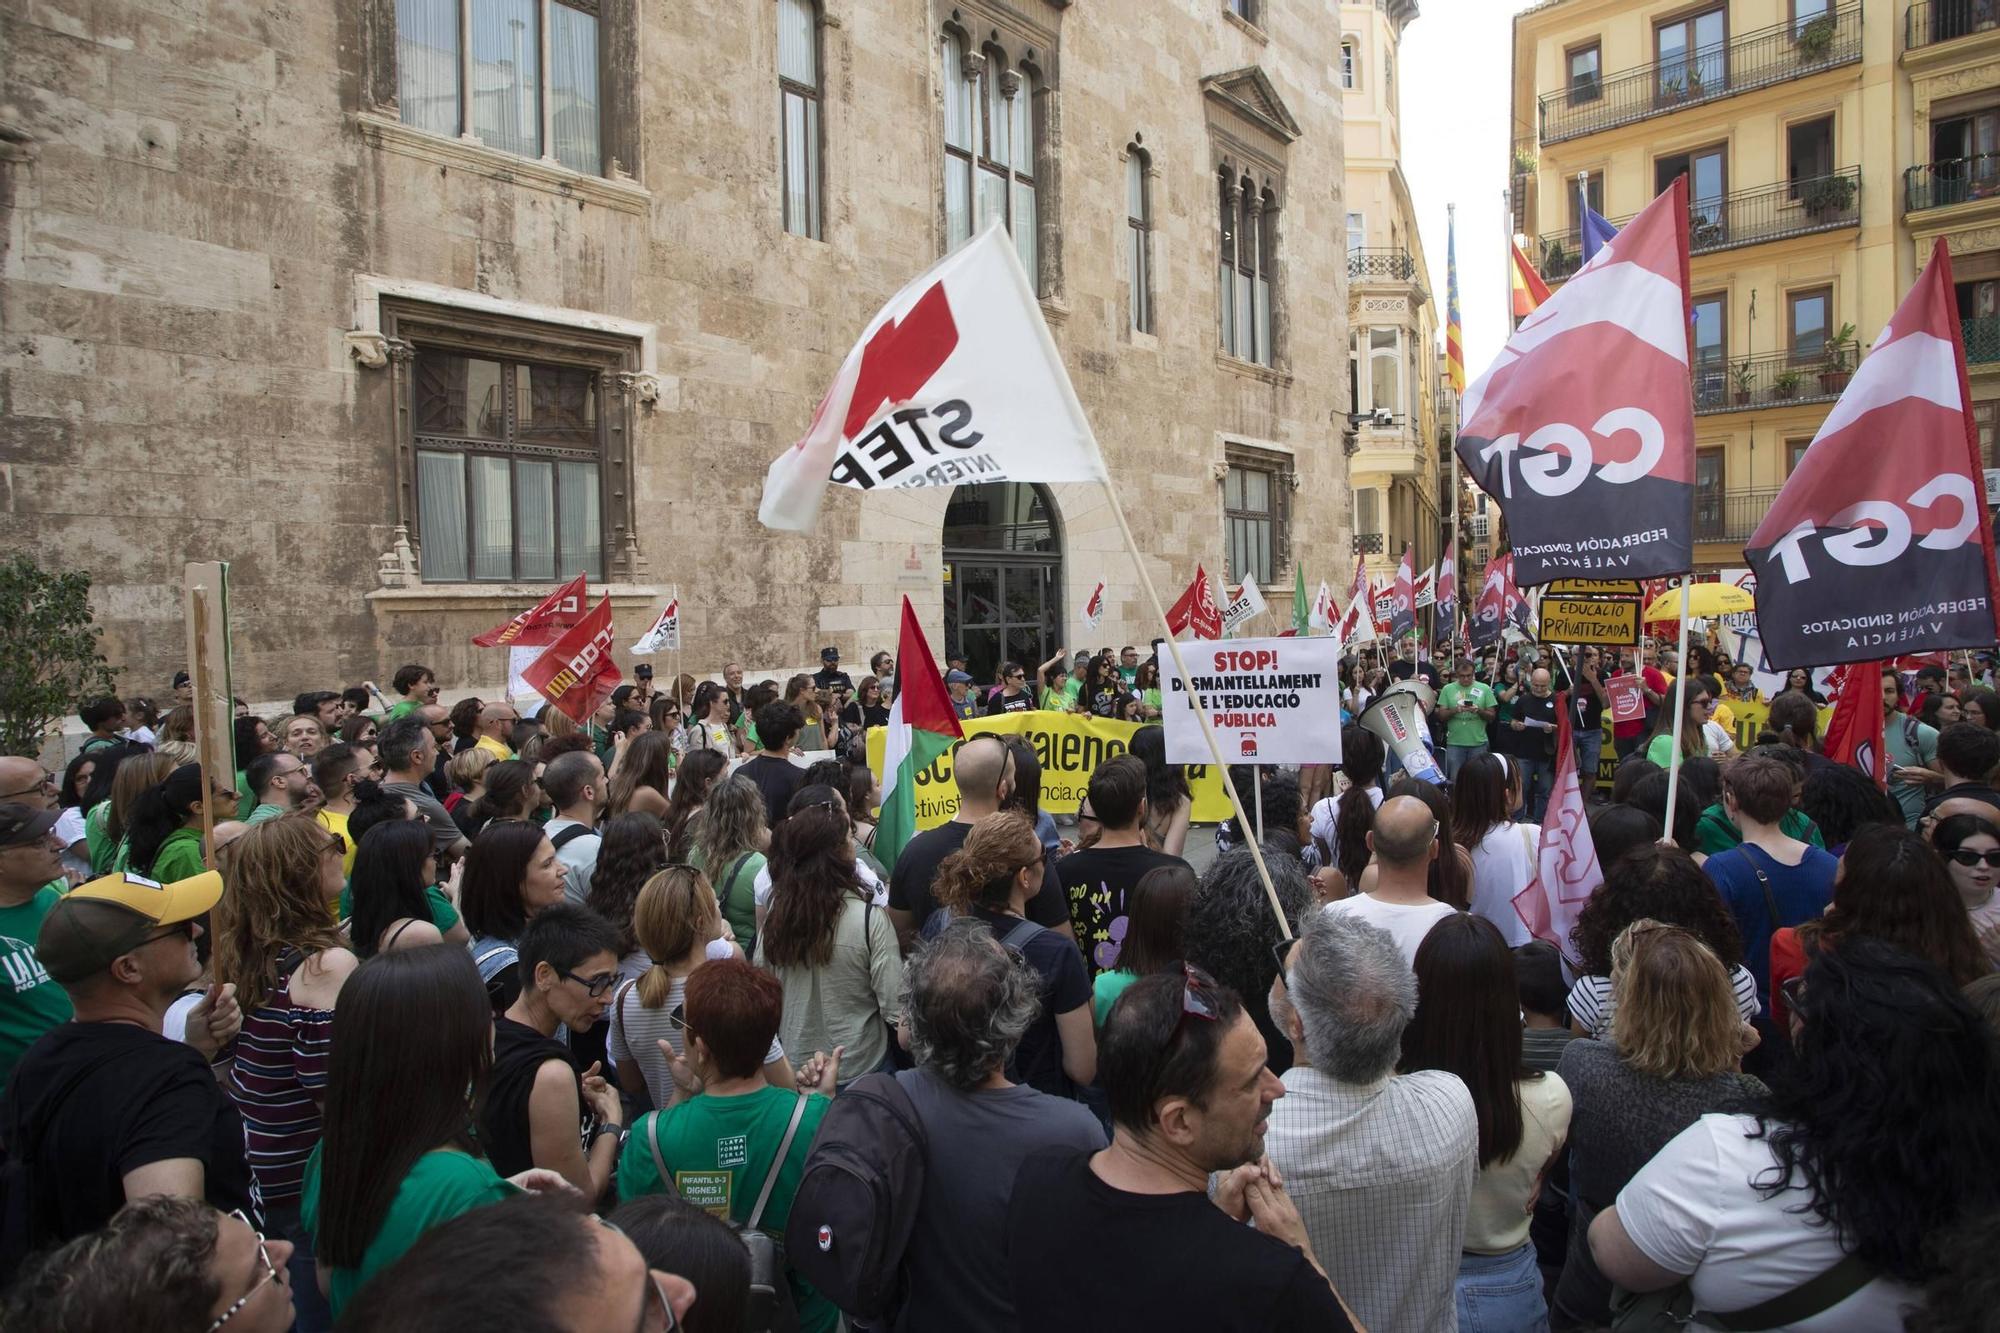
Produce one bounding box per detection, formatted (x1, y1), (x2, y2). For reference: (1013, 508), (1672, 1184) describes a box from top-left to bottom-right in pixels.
(1457, 178), (1697, 587)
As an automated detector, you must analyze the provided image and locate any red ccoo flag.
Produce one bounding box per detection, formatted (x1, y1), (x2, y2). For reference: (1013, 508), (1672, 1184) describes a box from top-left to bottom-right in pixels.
(1461, 180), (1697, 587)
(521, 596), (622, 723)
(1745, 240), (2000, 668)
(1165, 565), (1223, 640)
(1822, 659), (1888, 787)
(471, 573), (587, 648)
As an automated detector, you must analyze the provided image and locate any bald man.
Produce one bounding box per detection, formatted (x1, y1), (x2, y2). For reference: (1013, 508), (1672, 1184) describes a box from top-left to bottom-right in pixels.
(887, 733), (1076, 950)
(472, 701), (519, 763)
(1322, 795), (1459, 967)
(0, 758), (58, 812)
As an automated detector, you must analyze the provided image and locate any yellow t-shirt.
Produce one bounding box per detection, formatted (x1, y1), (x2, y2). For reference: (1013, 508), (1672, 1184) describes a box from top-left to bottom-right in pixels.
(316, 808), (355, 878)
(473, 735), (513, 763)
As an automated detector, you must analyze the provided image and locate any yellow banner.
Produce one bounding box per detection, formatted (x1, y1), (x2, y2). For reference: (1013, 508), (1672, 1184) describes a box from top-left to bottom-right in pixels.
(1587, 697), (1839, 790)
(866, 711), (1235, 830)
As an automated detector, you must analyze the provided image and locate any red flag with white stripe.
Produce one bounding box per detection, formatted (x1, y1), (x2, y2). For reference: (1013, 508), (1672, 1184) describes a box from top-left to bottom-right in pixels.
(1515, 691), (1601, 968)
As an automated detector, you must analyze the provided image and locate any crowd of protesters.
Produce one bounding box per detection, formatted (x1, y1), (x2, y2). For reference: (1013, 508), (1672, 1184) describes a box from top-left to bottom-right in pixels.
(0, 637), (1995, 1332)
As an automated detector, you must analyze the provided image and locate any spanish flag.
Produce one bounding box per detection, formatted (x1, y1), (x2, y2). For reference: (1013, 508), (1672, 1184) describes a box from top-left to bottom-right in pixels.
(1510, 238), (1551, 320)
(1446, 212), (1466, 394)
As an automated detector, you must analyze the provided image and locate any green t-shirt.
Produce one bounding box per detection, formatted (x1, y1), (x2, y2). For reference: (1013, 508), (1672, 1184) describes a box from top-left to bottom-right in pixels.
(302, 1145), (515, 1317)
(618, 1087), (837, 1333)
(689, 848), (765, 954)
(1142, 687), (1162, 713)
(235, 771), (255, 821)
(1093, 968), (1138, 1028)
(386, 700), (425, 723)
(0, 887), (74, 1089)
(149, 827), (208, 884)
(245, 803), (286, 826)
(1042, 678), (1082, 711)
(336, 884), (462, 936)
(1439, 682), (1498, 748)
(83, 803), (116, 875)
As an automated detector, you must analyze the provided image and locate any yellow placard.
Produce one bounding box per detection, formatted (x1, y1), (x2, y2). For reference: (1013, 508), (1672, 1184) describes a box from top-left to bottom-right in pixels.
(1545, 578), (1644, 596)
(1538, 597), (1642, 646)
(866, 711), (1234, 831)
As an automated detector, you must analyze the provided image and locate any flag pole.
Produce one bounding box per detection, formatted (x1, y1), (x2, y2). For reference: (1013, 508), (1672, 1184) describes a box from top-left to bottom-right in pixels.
(984, 219), (1295, 937)
(1101, 484), (1295, 938)
(1663, 573), (1693, 837)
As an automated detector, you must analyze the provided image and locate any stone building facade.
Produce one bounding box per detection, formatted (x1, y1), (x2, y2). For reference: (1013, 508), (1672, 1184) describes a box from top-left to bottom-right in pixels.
(2, 0), (1352, 698)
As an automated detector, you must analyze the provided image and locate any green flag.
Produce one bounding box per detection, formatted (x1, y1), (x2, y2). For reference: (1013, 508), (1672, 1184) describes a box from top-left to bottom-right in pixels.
(1292, 563), (1309, 633)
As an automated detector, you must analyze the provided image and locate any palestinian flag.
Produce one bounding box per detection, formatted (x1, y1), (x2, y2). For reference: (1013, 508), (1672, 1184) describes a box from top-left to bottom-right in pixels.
(874, 596), (965, 869)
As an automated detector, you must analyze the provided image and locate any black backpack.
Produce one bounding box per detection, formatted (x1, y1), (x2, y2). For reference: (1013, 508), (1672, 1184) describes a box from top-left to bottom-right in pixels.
(782, 1071), (927, 1323)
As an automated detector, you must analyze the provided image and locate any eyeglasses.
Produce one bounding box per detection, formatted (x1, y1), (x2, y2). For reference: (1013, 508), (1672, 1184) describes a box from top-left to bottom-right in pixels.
(1947, 847), (2000, 868)
(0, 772), (57, 800)
(564, 970), (618, 999)
(206, 1210), (281, 1330)
(145, 921), (197, 947)
(595, 1217), (681, 1332)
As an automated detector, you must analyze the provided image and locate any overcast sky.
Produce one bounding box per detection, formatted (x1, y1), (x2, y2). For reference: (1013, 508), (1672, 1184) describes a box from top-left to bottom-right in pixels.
(1400, 0), (1542, 381)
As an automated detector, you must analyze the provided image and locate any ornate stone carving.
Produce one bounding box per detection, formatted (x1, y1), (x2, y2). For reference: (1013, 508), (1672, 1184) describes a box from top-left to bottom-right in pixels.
(376, 526), (419, 588)
(613, 371), (662, 406)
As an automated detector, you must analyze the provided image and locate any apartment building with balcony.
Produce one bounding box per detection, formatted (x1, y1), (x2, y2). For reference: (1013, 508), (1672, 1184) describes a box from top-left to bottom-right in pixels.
(1343, 0), (1446, 588)
(1902, 0), (2000, 468)
(1510, 0), (1897, 574)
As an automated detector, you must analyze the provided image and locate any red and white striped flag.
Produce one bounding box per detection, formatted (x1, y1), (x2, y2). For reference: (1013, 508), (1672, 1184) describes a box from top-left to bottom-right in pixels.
(1515, 692), (1601, 968)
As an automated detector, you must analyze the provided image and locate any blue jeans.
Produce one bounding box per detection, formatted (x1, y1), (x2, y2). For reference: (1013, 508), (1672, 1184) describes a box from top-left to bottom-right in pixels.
(265, 1197), (333, 1333)
(1519, 755), (1555, 822)
(1445, 742), (1488, 780)
(1457, 1242), (1550, 1333)
(1572, 729), (1604, 798)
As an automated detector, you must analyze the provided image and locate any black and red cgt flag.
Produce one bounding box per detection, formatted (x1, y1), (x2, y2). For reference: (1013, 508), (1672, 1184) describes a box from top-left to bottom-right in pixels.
(1745, 240), (2000, 669)
(1456, 179), (1697, 587)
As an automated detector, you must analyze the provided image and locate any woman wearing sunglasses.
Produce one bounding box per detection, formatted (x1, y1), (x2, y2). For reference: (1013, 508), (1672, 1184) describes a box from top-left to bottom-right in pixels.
(1769, 823), (1992, 1031)
(479, 903), (627, 1203)
(303, 946), (569, 1320)
(1932, 813), (2000, 966)
(212, 816), (360, 1332)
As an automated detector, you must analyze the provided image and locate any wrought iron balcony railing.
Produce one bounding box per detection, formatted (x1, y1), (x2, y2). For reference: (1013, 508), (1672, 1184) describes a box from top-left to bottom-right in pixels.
(1538, 5), (1861, 145)
(1907, 0), (2000, 50)
(1905, 155), (2000, 212)
(1347, 248), (1416, 282)
(1692, 349), (1849, 416)
(1695, 488), (1782, 543)
(1533, 169), (1860, 283)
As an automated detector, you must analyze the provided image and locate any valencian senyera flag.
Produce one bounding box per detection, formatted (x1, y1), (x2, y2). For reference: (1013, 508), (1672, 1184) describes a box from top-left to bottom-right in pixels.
(874, 597), (964, 869)
(1745, 239), (2000, 668)
(1459, 178), (1697, 587)
(759, 221), (1107, 531)
(1447, 213), (1467, 394)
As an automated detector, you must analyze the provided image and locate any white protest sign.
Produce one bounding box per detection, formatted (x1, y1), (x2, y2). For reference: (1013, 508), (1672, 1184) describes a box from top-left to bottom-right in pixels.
(1162, 635), (1343, 766)
(508, 646), (545, 704)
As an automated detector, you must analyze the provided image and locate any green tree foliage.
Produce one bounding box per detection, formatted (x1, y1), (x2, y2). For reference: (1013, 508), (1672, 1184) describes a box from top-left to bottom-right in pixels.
(0, 556), (119, 758)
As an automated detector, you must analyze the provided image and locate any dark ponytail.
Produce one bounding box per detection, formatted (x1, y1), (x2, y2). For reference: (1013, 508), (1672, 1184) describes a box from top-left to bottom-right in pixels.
(126, 764), (205, 876)
(1334, 725), (1386, 885)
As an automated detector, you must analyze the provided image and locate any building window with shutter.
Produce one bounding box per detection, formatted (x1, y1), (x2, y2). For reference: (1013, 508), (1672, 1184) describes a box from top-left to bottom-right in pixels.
(393, 0), (605, 175)
(1223, 445), (1292, 585)
(778, 0), (822, 238)
(1218, 169), (1277, 366)
(942, 32), (1041, 287)
(1127, 145), (1153, 334)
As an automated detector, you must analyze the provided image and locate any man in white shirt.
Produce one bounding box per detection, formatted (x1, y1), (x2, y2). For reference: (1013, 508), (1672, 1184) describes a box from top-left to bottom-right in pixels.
(1323, 795), (1459, 967)
(539, 751), (604, 905)
(1267, 911), (1478, 1333)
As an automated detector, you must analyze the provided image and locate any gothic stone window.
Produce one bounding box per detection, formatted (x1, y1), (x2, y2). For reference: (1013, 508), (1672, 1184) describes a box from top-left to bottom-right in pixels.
(1223, 444), (1294, 585)
(380, 301), (644, 583)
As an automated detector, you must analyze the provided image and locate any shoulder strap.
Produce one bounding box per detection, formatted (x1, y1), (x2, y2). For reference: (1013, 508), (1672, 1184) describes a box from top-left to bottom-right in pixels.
(1518, 822), (1537, 868)
(549, 823), (595, 851)
(721, 853), (755, 912)
(1702, 1251), (1875, 1331)
(645, 1111), (667, 1187)
(999, 916), (1043, 952)
(383, 919), (421, 950)
(746, 1092), (812, 1231)
(1735, 847), (1783, 930)
(609, 978), (635, 1057)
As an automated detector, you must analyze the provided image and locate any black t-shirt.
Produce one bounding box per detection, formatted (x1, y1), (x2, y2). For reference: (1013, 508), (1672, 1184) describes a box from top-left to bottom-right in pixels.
(1558, 667), (1606, 731)
(1005, 1149), (1356, 1332)
(936, 906), (1090, 1098)
(1082, 683), (1125, 719)
(839, 701), (892, 729)
(1, 1022), (258, 1251)
(1056, 843), (1192, 978)
(479, 1016), (594, 1179)
(813, 667), (854, 693)
(1516, 691), (1560, 757)
(889, 821), (1069, 931)
(739, 755), (805, 827)
(986, 690), (1034, 715)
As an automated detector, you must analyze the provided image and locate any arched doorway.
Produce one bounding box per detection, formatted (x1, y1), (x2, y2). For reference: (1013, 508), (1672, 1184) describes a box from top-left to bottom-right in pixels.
(942, 482), (1063, 685)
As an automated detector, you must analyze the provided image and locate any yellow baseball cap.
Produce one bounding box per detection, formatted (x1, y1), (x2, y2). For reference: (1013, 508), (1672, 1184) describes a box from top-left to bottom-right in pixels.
(37, 870), (224, 984)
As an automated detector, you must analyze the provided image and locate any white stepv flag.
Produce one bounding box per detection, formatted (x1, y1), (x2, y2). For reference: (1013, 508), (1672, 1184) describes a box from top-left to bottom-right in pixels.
(630, 593), (680, 655)
(760, 222), (1109, 532)
(1221, 578), (1267, 634)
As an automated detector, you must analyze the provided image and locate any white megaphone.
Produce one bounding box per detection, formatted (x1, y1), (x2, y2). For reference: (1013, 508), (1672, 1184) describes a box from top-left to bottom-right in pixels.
(1359, 679), (1446, 786)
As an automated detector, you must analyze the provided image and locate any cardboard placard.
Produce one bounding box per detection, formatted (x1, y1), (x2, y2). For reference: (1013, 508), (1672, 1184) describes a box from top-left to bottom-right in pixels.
(1538, 596), (1642, 646)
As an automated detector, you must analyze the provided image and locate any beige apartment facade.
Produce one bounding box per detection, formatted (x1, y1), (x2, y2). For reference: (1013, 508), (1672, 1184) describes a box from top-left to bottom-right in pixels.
(0, 0), (1354, 698)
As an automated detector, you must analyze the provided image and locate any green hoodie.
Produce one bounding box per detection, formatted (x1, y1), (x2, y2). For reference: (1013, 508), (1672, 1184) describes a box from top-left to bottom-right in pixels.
(1693, 802), (1824, 856)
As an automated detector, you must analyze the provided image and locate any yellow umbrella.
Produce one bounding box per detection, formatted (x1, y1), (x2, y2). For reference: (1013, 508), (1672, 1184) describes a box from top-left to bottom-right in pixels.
(1643, 583), (1755, 622)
